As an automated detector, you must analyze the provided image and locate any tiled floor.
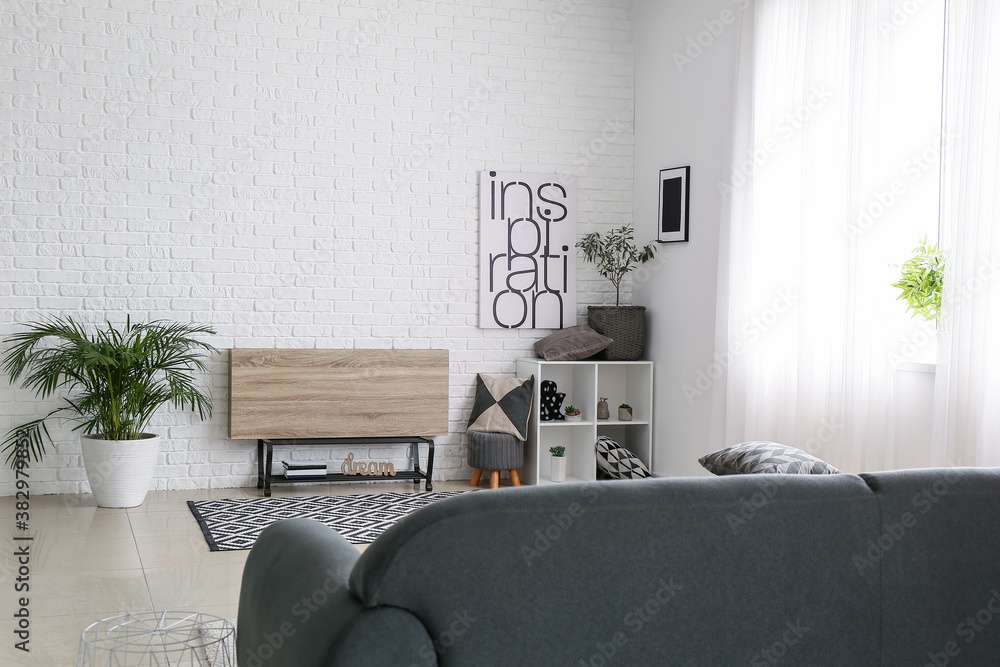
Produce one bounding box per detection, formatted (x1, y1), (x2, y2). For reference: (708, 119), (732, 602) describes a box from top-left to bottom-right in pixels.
(0, 478), (483, 666)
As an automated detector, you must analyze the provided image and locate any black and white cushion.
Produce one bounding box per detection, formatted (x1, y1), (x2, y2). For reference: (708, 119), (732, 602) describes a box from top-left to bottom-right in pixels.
(467, 374), (535, 441)
(595, 436), (651, 480)
(698, 441), (841, 475)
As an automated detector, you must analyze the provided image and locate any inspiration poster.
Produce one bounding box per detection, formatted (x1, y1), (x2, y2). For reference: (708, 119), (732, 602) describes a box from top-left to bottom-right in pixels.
(479, 171), (577, 329)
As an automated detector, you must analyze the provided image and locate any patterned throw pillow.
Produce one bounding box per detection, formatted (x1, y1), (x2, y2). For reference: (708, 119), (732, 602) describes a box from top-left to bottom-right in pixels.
(467, 374), (535, 441)
(595, 436), (652, 480)
(698, 441), (841, 475)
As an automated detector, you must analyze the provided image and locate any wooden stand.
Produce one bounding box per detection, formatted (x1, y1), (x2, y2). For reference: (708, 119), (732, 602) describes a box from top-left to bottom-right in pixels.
(257, 437), (435, 497)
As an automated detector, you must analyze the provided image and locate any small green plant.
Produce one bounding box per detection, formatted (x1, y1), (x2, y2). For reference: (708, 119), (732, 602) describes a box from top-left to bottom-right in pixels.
(892, 236), (944, 321)
(1, 317), (218, 466)
(619, 403), (632, 409)
(549, 446), (566, 457)
(564, 405), (580, 415)
(577, 225), (658, 306)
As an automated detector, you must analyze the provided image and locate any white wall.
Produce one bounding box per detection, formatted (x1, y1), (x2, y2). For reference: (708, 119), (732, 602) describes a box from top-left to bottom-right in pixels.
(0, 0), (635, 495)
(632, 0), (740, 475)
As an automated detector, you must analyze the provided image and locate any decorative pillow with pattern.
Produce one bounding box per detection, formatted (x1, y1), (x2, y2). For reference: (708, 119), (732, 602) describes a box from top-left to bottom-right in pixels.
(467, 374), (535, 441)
(698, 441), (841, 475)
(595, 436), (652, 480)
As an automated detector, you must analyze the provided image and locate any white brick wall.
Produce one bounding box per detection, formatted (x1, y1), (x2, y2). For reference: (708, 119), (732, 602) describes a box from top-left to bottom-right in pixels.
(0, 0), (635, 495)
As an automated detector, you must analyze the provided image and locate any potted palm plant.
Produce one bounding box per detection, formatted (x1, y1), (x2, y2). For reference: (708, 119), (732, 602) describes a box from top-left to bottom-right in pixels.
(577, 225), (658, 360)
(1, 317), (217, 507)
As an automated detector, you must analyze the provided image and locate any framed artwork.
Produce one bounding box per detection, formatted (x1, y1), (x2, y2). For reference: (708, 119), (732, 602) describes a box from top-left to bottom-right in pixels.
(479, 170), (577, 329)
(658, 166), (690, 243)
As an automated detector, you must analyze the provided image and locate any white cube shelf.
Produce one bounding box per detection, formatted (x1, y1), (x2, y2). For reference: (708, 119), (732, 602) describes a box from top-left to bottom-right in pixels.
(515, 359), (654, 485)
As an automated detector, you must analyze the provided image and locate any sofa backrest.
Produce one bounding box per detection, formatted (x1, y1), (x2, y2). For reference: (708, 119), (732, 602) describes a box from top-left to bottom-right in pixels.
(860, 467), (1000, 666)
(349, 474), (882, 666)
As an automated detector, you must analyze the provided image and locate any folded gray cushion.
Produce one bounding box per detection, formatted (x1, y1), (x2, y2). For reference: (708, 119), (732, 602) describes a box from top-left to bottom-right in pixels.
(534, 325), (612, 361)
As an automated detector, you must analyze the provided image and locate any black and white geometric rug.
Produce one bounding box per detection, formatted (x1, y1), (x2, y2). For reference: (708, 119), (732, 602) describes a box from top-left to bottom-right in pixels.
(187, 491), (466, 551)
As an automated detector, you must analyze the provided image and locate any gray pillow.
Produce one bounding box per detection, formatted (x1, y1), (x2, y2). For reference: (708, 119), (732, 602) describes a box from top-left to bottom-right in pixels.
(699, 441), (841, 475)
(534, 325), (612, 361)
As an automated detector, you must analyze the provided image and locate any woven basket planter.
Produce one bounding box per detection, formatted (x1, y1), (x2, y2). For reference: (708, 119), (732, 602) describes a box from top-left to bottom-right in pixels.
(587, 306), (647, 360)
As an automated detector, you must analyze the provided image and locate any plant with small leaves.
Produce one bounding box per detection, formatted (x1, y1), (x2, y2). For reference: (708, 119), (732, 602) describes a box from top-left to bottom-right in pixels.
(891, 236), (944, 321)
(619, 403), (632, 409)
(1, 317), (218, 467)
(549, 446), (566, 457)
(576, 225), (658, 306)
(564, 405), (581, 416)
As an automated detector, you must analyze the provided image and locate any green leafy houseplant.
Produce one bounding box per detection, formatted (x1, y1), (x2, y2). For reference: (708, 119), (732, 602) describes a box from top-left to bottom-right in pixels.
(576, 225), (658, 306)
(576, 225), (658, 361)
(1, 317), (218, 466)
(549, 446), (566, 457)
(564, 405), (580, 416)
(892, 237), (945, 321)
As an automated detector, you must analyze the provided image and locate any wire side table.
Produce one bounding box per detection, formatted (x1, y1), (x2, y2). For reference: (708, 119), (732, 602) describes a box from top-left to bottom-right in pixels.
(78, 611), (235, 667)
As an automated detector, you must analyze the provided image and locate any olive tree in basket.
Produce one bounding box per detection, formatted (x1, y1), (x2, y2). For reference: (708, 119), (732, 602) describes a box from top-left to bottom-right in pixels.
(577, 225), (658, 360)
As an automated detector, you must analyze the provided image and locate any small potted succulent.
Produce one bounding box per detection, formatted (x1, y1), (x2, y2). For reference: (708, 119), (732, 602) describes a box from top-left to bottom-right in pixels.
(564, 405), (582, 422)
(618, 403), (633, 421)
(549, 445), (567, 483)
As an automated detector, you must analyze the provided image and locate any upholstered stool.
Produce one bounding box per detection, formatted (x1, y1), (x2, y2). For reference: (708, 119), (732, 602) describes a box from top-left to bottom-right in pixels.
(467, 431), (523, 489)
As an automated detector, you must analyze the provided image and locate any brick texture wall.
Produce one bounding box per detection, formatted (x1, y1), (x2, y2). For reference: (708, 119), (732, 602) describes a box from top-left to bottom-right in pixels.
(0, 0), (634, 495)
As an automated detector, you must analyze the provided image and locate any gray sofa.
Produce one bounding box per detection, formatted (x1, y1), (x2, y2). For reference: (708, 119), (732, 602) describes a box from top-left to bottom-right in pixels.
(236, 468), (1000, 666)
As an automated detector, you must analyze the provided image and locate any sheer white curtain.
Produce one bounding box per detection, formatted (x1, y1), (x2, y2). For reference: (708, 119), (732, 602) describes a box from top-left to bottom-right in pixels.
(716, 0), (943, 472)
(932, 0), (1000, 466)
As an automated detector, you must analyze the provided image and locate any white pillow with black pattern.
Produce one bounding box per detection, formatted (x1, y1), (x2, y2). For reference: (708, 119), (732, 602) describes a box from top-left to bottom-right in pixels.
(595, 436), (652, 480)
(698, 441), (841, 475)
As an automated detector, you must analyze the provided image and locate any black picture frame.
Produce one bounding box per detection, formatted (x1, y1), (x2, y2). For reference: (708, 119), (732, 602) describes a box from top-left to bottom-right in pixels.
(657, 166), (690, 243)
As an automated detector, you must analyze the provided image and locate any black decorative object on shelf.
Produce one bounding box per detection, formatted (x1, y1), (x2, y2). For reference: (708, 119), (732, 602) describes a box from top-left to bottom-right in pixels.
(539, 380), (566, 421)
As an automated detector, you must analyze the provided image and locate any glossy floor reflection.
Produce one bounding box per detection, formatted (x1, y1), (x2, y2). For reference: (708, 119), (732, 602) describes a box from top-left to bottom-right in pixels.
(0, 479), (483, 666)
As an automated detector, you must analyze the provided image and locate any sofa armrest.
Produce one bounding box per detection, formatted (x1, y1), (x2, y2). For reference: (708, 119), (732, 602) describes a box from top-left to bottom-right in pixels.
(237, 518), (366, 667)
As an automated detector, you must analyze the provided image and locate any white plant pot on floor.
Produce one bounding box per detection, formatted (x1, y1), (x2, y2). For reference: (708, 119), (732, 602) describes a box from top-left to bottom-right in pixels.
(81, 434), (160, 508)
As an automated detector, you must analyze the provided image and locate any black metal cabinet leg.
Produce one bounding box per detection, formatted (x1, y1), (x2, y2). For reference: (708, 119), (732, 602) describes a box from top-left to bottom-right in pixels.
(257, 439), (264, 489)
(424, 439), (434, 492)
(264, 441), (273, 497)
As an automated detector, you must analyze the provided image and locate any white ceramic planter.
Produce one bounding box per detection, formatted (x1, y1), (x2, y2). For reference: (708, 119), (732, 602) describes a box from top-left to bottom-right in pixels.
(565, 413), (582, 422)
(80, 434), (160, 508)
(550, 455), (567, 483)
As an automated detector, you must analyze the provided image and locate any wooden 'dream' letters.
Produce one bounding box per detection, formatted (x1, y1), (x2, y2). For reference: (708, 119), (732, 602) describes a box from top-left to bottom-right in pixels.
(341, 452), (395, 477)
(228, 349), (449, 440)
